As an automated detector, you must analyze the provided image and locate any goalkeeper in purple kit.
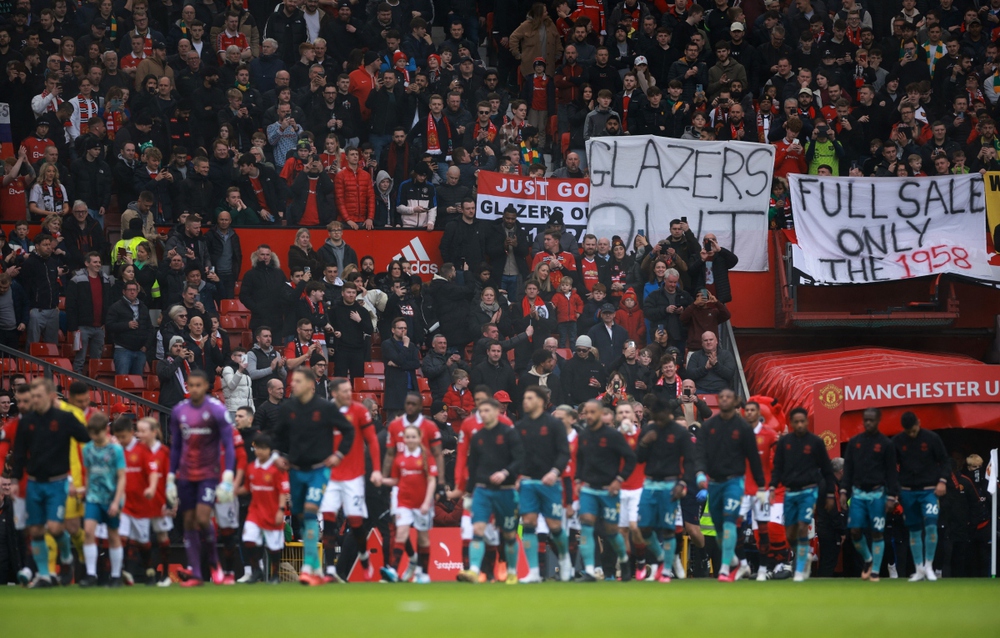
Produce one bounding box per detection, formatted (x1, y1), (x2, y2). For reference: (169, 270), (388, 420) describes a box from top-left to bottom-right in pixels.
(165, 371), (236, 587)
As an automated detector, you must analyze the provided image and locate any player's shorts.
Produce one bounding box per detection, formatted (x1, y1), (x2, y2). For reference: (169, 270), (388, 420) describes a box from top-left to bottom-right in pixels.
(26, 479), (68, 527)
(783, 486), (819, 526)
(739, 494), (754, 519)
(618, 488), (642, 527)
(65, 491), (85, 520)
(578, 486), (619, 523)
(461, 512), (501, 544)
(679, 491), (701, 526)
(242, 520), (285, 552)
(119, 513), (152, 543)
(84, 502), (120, 529)
(519, 479), (564, 520)
(769, 502), (784, 527)
(396, 507), (433, 532)
(13, 496), (26, 530)
(847, 487), (886, 532)
(320, 475), (368, 518)
(471, 487), (519, 532)
(707, 477), (745, 528)
(214, 498), (240, 529)
(288, 467), (328, 515)
(153, 516), (174, 534)
(899, 489), (939, 531)
(390, 486), (399, 515)
(637, 480), (680, 530)
(177, 478), (220, 513)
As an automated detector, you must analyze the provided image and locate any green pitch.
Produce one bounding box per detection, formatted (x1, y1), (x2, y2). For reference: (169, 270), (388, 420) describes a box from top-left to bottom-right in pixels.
(3, 580), (998, 636)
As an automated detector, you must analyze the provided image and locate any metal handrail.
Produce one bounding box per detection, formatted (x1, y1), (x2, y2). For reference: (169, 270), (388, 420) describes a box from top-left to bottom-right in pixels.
(719, 320), (750, 399)
(0, 343), (167, 414)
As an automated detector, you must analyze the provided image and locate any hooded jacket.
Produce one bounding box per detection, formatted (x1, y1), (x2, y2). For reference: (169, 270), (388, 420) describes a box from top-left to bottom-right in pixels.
(373, 169), (395, 228)
(614, 288), (646, 344)
(239, 250), (288, 331)
(334, 164), (375, 224)
(66, 269), (114, 331)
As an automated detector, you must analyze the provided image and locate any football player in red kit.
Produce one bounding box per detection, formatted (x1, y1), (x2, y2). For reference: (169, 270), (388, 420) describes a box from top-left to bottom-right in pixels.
(740, 401), (788, 580)
(238, 433), (289, 584)
(113, 416), (160, 585)
(380, 425), (438, 583)
(616, 402), (647, 580)
(322, 378), (382, 582)
(215, 422), (248, 584)
(136, 418), (174, 586)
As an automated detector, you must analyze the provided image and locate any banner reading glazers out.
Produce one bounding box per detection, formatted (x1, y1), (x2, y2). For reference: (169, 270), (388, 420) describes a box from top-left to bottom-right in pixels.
(586, 136), (773, 272)
(789, 173), (1000, 285)
(475, 171), (590, 241)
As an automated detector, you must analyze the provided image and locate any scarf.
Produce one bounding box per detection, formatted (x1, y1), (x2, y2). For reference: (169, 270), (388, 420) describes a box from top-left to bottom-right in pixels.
(924, 42), (945, 76)
(173, 357), (191, 398)
(479, 299), (500, 315)
(105, 108), (124, 140)
(520, 141), (539, 166)
(656, 374), (682, 397)
(529, 366), (550, 387)
(473, 118), (497, 143)
(42, 182), (64, 213)
(521, 295), (546, 342)
(426, 113), (441, 153)
(77, 95), (96, 133)
(756, 109), (770, 142)
(387, 141), (410, 177)
(846, 26), (862, 47)
(41, 90), (62, 112)
(235, 80), (250, 92)
(729, 120), (745, 140)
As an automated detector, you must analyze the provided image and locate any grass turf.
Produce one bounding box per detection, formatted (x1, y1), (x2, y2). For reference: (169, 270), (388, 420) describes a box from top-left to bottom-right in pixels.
(3, 579), (998, 636)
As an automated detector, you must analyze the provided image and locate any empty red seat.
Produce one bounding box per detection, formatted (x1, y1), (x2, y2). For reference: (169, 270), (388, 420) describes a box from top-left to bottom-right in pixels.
(220, 315), (248, 330)
(354, 392), (380, 406)
(115, 375), (145, 391)
(417, 377), (430, 392)
(364, 361), (385, 376)
(88, 359), (116, 378)
(29, 343), (59, 357)
(220, 299), (249, 316)
(142, 391), (160, 403)
(354, 377), (384, 392)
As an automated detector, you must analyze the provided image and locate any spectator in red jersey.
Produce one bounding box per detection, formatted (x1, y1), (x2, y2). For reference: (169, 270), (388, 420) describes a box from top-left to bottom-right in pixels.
(531, 229), (578, 289)
(773, 116), (807, 177)
(287, 157), (336, 227)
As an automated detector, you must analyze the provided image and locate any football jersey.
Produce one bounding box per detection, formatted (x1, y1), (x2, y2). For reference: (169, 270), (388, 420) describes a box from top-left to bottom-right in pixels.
(245, 453), (290, 531)
(392, 447), (438, 509)
(387, 414), (442, 455)
(744, 422), (778, 495)
(146, 441), (170, 515)
(331, 401), (379, 481)
(1, 417), (27, 495)
(531, 251), (577, 287)
(621, 428), (646, 491)
(562, 428), (579, 506)
(454, 411), (513, 493)
(169, 397), (234, 481)
(220, 429), (248, 480)
(82, 441), (126, 506)
(122, 439), (157, 517)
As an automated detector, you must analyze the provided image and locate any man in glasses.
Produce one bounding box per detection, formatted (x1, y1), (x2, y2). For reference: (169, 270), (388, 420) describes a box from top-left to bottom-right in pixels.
(561, 335), (606, 406)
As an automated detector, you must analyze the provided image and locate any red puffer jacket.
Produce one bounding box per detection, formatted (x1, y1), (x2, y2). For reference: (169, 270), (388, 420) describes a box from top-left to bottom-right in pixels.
(334, 165), (375, 224)
(614, 288), (646, 344)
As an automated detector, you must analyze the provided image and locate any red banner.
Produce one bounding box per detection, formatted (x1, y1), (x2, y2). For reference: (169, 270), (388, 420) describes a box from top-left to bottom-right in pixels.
(219, 228), (444, 278)
(476, 171), (590, 240)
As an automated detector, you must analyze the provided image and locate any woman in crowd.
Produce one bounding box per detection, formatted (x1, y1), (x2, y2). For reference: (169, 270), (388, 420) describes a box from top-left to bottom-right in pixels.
(468, 285), (511, 338)
(28, 163), (69, 220)
(157, 304), (189, 360)
(287, 228), (323, 275)
(530, 261), (554, 301)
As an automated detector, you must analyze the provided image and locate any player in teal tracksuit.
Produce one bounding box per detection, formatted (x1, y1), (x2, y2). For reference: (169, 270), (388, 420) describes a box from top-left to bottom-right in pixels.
(79, 412), (127, 587)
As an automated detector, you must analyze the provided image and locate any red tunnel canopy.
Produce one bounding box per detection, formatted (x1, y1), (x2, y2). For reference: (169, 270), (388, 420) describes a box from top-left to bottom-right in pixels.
(744, 348), (1000, 449)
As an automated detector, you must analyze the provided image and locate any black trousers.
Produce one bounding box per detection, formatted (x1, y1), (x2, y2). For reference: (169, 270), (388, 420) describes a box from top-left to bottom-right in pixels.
(334, 347), (365, 379)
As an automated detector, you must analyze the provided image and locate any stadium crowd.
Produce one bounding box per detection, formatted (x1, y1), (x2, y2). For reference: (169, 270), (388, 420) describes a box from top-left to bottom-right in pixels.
(0, 0), (997, 589)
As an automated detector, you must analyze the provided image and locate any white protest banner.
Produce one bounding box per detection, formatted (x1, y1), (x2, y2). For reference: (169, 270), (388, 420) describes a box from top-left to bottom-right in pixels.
(586, 135), (773, 271)
(476, 171), (590, 241)
(788, 173), (1000, 284)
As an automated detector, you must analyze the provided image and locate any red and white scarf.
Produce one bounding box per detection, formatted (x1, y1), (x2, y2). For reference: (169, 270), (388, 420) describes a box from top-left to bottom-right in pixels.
(474, 118), (497, 142)
(77, 95), (96, 134)
(426, 114), (441, 153)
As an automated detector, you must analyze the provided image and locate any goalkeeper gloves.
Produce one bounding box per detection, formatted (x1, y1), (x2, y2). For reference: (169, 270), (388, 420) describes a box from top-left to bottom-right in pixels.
(165, 473), (178, 508)
(756, 489), (770, 505)
(216, 470), (235, 503)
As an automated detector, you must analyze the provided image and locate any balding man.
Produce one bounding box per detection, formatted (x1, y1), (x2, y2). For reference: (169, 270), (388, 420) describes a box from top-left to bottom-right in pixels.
(551, 152), (586, 178)
(251, 378), (286, 436)
(685, 331), (736, 394)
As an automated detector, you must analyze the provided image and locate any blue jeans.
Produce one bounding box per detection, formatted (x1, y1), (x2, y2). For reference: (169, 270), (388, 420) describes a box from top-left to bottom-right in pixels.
(88, 207), (104, 229)
(558, 322), (577, 348)
(500, 274), (521, 303)
(113, 347), (146, 375)
(369, 133), (391, 161)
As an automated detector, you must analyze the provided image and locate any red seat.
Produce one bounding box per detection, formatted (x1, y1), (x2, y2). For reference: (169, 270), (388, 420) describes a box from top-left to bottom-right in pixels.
(417, 377), (430, 392)
(557, 348), (573, 360)
(220, 315), (248, 330)
(101, 344), (115, 358)
(220, 299), (249, 316)
(43, 357), (73, 370)
(364, 361), (385, 376)
(88, 359), (116, 379)
(142, 391), (160, 403)
(353, 377), (384, 392)
(354, 392), (380, 406)
(233, 281), (242, 296)
(29, 343), (59, 357)
(115, 375), (145, 391)
(146, 375), (160, 391)
(421, 393), (433, 410)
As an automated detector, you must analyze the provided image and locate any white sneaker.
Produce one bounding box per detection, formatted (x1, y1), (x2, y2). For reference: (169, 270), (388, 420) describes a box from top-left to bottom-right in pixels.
(400, 561), (417, 583)
(756, 566), (768, 582)
(793, 571), (805, 582)
(520, 573), (543, 583)
(237, 572), (252, 584)
(558, 553), (573, 582)
(673, 555), (686, 580)
(413, 573), (431, 584)
(734, 562), (752, 581)
(157, 577), (172, 587)
(887, 564), (898, 579)
(644, 564), (659, 581)
(594, 567), (605, 580)
(924, 562), (938, 582)
(908, 565), (926, 582)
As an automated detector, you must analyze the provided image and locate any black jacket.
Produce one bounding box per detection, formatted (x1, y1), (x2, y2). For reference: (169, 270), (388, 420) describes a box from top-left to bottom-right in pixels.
(265, 5), (308, 66)
(698, 413), (765, 484)
(206, 228), (243, 280)
(467, 424), (524, 489)
(0, 496), (22, 584)
(642, 287), (694, 343)
(66, 270), (113, 331)
(381, 336), (421, 412)
(11, 406), (90, 480)
(771, 431), (836, 494)
(440, 218), (486, 271)
(237, 164), (287, 218)
(316, 240), (358, 272)
(106, 297), (154, 351)
(240, 259), (288, 331)
(561, 354), (606, 406)
(178, 172), (216, 218)
(842, 430), (899, 496)
(892, 429), (949, 490)
(273, 394), (354, 468)
(688, 247), (739, 303)
(157, 355), (190, 410)
(330, 300), (369, 350)
(19, 251), (62, 310)
(62, 217), (107, 272)
(635, 420), (699, 481)
(516, 413), (571, 480)
(68, 156), (112, 211)
(286, 172), (336, 226)
(427, 276), (475, 346)
(577, 424), (636, 488)
(483, 218), (530, 280)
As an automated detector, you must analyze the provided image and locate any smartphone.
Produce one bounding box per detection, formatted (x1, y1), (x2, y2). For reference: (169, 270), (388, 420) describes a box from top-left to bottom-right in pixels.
(703, 239), (712, 251)
(680, 216), (687, 223)
(699, 288), (710, 299)
(695, 84), (703, 94)
(636, 229), (645, 237)
(303, 266), (310, 273)
(683, 389), (692, 397)
(656, 324), (665, 332)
